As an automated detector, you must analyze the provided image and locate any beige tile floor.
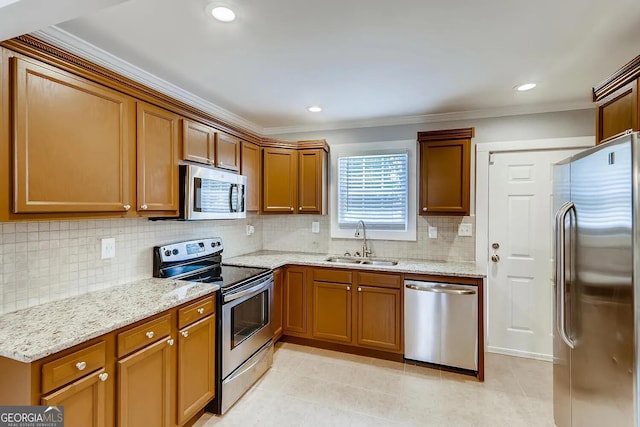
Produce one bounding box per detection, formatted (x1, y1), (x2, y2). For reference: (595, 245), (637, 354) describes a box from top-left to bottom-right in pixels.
(195, 342), (554, 427)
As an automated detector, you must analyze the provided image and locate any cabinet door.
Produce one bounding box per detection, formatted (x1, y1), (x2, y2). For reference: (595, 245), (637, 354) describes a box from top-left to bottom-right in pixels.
(177, 315), (215, 425)
(215, 132), (240, 172)
(298, 149), (323, 214)
(118, 339), (172, 427)
(136, 102), (180, 215)
(262, 147), (297, 213)
(596, 80), (639, 144)
(312, 281), (352, 343)
(41, 369), (108, 427)
(356, 286), (402, 352)
(419, 138), (470, 215)
(241, 141), (261, 212)
(272, 268), (284, 341)
(12, 57), (134, 213)
(182, 119), (214, 165)
(283, 267), (309, 336)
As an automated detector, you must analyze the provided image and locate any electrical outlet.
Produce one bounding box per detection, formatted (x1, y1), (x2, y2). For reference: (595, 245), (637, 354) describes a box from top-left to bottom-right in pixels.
(246, 225), (255, 236)
(428, 226), (438, 239)
(458, 223), (473, 237)
(101, 238), (115, 259)
(312, 221), (320, 233)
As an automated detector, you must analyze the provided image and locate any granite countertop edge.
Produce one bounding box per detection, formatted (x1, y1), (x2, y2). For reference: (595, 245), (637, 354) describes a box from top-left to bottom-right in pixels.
(0, 278), (220, 363)
(224, 251), (486, 278)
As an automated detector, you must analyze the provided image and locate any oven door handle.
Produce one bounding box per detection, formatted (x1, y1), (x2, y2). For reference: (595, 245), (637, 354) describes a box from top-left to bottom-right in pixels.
(224, 279), (272, 303)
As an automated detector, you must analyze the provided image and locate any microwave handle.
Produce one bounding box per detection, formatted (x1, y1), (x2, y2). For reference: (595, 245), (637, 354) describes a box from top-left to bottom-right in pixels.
(229, 184), (236, 213)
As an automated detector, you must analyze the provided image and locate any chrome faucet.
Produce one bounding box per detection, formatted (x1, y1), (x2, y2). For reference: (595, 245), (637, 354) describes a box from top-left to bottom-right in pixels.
(354, 220), (371, 258)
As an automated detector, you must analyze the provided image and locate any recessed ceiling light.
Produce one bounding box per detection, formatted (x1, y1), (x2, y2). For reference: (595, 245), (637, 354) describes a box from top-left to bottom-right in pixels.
(211, 6), (236, 22)
(515, 83), (537, 92)
(307, 106), (322, 113)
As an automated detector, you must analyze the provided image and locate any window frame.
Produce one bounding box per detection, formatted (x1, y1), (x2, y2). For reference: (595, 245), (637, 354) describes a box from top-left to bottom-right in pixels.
(330, 140), (417, 241)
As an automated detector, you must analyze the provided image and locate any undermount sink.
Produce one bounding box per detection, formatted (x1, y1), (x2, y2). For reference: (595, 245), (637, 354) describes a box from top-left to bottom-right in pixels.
(324, 256), (398, 266)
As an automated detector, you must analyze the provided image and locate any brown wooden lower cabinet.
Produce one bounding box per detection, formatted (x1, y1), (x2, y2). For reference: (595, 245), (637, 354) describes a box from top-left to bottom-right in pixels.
(356, 285), (401, 352)
(312, 281), (352, 343)
(272, 268), (284, 341)
(41, 368), (108, 427)
(282, 267), (403, 356)
(177, 315), (215, 425)
(283, 266), (309, 336)
(117, 338), (173, 427)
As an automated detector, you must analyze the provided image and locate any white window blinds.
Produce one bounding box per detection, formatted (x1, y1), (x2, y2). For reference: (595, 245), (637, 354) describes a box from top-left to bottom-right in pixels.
(338, 153), (408, 230)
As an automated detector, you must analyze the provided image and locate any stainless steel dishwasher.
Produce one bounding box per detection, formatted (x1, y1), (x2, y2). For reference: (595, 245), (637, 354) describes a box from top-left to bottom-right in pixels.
(404, 280), (478, 371)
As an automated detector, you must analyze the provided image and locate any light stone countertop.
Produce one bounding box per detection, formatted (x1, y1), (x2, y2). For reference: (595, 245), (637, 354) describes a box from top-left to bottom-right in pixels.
(224, 251), (486, 278)
(0, 278), (220, 363)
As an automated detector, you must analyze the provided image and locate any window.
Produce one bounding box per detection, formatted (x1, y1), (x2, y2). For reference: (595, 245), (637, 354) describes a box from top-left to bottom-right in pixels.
(330, 140), (416, 241)
(338, 153), (408, 230)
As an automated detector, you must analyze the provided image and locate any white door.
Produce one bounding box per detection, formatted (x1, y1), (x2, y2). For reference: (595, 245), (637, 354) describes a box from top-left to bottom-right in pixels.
(488, 149), (581, 359)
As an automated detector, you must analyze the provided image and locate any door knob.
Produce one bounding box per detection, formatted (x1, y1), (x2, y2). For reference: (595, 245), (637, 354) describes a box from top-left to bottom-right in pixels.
(491, 254), (500, 262)
(492, 243), (500, 249)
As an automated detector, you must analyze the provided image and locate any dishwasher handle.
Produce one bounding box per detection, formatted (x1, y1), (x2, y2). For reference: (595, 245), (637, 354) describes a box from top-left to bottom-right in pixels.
(405, 283), (476, 295)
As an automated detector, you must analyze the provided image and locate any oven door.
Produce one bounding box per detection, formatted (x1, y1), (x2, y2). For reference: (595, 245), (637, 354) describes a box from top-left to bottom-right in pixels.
(222, 275), (273, 378)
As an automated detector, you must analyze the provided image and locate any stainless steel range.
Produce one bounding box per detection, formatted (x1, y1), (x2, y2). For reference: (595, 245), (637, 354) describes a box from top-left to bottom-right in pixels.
(153, 238), (274, 414)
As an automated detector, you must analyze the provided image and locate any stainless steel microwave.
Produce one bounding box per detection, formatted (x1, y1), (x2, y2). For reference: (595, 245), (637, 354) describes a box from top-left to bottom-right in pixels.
(178, 163), (247, 220)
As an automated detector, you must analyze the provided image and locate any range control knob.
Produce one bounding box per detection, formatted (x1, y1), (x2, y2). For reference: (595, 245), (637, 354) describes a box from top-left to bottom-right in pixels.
(164, 250), (171, 257)
(172, 249), (179, 255)
(211, 242), (215, 248)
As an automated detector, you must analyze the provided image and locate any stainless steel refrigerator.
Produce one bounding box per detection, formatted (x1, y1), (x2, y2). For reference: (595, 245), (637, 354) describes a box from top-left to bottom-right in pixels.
(553, 131), (638, 427)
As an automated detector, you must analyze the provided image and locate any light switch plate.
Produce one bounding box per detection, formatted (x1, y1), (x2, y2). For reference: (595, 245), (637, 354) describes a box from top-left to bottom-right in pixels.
(428, 226), (437, 239)
(458, 223), (473, 237)
(101, 238), (115, 259)
(312, 221), (320, 233)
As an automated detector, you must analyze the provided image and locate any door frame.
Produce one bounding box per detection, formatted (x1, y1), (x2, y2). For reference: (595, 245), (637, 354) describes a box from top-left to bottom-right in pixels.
(475, 136), (594, 355)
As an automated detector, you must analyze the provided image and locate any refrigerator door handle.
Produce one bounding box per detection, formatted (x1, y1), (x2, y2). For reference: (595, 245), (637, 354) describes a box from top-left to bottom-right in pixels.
(555, 201), (575, 349)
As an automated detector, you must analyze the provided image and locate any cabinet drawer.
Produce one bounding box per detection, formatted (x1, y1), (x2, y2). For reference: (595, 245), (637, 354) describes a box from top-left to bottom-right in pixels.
(178, 296), (215, 329)
(42, 341), (106, 394)
(357, 272), (401, 289)
(313, 268), (352, 284)
(118, 314), (172, 358)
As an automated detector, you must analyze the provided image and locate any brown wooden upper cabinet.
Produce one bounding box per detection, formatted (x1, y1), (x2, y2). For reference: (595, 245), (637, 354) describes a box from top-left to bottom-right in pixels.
(136, 102), (180, 216)
(262, 147), (326, 214)
(418, 128), (473, 216)
(11, 56), (136, 214)
(182, 119), (240, 172)
(593, 55), (640, 144)
(241, 141), (261, 212)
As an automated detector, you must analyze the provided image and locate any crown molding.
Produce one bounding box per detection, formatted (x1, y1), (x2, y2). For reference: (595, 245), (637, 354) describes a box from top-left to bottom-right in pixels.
(31, 26), (265, 135)
(262, 101), (595, 136)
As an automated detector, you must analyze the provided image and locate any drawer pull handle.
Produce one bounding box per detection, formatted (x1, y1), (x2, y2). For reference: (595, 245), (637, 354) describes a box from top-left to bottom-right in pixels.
(167, 338), (175, 346)
(98, 373), (108, 382)
(75, 361), (87, 371)
(146, 331), (154, 339)
(182, 331), (189, 338)
(197, 308), (205, 314)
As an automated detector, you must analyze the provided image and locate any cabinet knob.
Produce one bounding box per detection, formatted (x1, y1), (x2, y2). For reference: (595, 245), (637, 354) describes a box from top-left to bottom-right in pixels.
(346, 286), (351, 291)
(98, 373), (108, 382)
(146, 331), (154, 339)
(290, 207), (294, 211)
(167, 338), (175, 346)
(123, 204), (131, 211)
(299, 207), (302, 211)
(422, 207), (427, 212)
(182, 331), (189, 338)
(141, 204), (148, 210)
(75, 361), (87, 371)
(197, 308), (205, 314)
(357, 287), (362, 292)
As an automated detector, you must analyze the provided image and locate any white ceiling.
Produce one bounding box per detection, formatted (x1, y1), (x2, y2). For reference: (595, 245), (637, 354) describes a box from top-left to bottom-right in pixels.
(17, 0), (640, 132)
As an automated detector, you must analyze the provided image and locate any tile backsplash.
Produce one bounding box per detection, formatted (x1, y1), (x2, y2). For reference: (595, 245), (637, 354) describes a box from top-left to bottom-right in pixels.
(0, 215), (261, 314)
(0, 213), (473, 314)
